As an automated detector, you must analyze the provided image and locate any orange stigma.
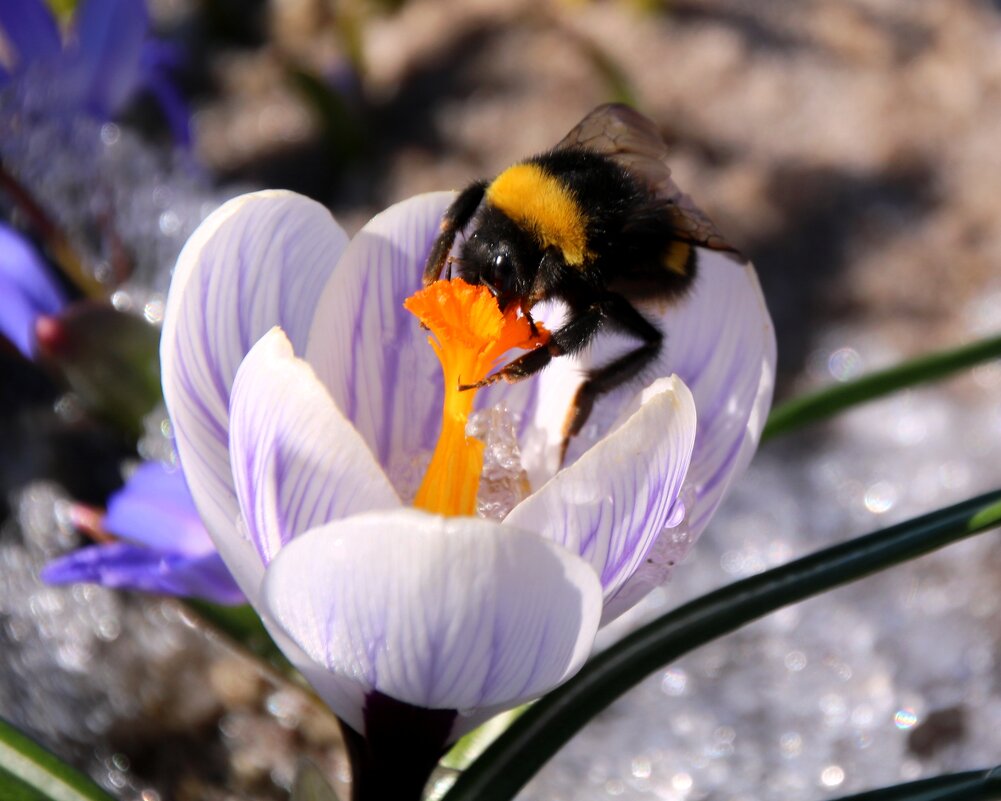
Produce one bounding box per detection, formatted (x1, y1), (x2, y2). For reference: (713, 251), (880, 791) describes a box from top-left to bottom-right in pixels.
(404, 279), (548, 516)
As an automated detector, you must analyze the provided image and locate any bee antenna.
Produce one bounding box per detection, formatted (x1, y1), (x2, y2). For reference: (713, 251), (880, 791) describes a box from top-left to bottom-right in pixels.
(445, 255), (465, 281)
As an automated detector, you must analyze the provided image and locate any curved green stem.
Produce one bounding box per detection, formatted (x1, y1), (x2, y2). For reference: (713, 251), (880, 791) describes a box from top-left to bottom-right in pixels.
(445, 491), (1001, 801)
(829, 765), (1001, 801)
(763, 333), (1001, 441)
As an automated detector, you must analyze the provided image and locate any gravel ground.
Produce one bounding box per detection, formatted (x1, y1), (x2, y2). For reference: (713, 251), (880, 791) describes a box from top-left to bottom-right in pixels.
(4, 0), (1001, 798)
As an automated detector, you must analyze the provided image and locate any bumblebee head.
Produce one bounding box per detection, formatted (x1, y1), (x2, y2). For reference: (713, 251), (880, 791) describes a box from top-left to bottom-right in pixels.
(457, 207), (539, 309)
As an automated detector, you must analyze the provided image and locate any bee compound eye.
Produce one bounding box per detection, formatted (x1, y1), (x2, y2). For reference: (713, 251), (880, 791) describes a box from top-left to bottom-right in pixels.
(494, 253), (509, 269)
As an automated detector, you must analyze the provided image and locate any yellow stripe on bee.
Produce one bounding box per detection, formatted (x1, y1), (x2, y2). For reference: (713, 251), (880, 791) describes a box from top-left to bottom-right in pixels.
(486, 164), (592, 267)
(663, 240), (693, 276)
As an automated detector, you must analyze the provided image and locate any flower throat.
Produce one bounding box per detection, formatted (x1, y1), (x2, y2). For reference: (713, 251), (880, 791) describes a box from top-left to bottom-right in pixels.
(403, 279), (548, 516)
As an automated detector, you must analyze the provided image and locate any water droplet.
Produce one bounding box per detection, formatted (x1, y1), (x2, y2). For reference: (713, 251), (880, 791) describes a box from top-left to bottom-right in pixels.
(784, 650), (807, 671)
(864, 481), (897, 514)
(820, 765), (845, 787)
(828, 348), (863, 381)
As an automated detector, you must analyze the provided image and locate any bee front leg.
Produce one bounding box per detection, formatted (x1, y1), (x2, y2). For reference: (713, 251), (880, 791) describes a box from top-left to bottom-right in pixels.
(520, 304), (539, 338)
(423, 181), (487, 286)
(460, 304), (603, 390)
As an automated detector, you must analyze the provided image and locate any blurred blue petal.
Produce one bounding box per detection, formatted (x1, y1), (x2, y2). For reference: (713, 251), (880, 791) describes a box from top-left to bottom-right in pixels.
(0, 224), (66, 358)
(104, 461), (214, 555)
(74, 0), (149, 117)
(0, 0), (191, 143)
(140, 62), (192, 146)
(42, 460), (244, 604)
(42, 542), (244, 604)
(0, 0), (61, 66)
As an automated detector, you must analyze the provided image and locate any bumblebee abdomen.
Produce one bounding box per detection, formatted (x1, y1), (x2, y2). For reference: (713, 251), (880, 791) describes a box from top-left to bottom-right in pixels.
(662, 239), (695, 277)
(485, 163), (592, 267)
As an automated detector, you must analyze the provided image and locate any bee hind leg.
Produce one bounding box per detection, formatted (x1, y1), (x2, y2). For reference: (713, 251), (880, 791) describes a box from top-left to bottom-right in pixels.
(561, 296), (662, 463)
(423, 181), (487, 286)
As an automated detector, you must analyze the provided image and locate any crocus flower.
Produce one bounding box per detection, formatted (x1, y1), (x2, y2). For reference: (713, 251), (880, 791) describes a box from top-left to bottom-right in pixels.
(160, 189), (774, 798)
(0, 0), (190, 144)
(41, 460), (243, 605)
(0, 223), (65, 359)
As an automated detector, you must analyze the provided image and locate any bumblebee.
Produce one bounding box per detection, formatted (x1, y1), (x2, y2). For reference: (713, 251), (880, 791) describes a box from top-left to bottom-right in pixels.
(423, 103), (741, 451)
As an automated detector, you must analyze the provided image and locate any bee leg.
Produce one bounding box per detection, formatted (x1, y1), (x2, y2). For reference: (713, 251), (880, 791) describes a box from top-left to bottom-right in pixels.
(521, 304), (539, 338)
(459, 342), (555, 391)
(459, 304), (604, 391)
(561, 296), (662, 462)
(423, 181), (487, 286)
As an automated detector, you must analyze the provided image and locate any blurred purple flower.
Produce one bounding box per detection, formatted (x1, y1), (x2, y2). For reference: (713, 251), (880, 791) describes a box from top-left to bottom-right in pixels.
(0, 0), (190, 144)
(0, 222), (236, 602)
(0, 223), (66, 358)
(42, 460), (244, 604)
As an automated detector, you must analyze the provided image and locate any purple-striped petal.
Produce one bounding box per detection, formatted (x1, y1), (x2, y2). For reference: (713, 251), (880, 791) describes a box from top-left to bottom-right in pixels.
(301, 192), (571, 497)
(103, 461), (212, 556)
(304, 193), (453, 498)
(0, 0), (61, 68)
(73, 0), (148, 117)
(0, 224), (66, 358)
(563, 249), (775, 618)
(262, 509), (602, 737)
(506, 376), (695, 620)
(42, 542), (243, 604)
(161, 191), (349, 603)
(229, 328), (400, 565)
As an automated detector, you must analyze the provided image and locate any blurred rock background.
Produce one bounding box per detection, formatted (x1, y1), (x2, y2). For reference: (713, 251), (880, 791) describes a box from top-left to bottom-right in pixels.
(3, 0), (1001, 799)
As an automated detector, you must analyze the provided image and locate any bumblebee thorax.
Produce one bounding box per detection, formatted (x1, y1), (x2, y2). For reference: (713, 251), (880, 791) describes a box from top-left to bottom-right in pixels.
(485, 163), (593, 267)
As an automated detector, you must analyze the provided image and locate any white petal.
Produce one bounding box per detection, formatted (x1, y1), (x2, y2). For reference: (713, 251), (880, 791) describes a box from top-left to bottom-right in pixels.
(304, 193), (456, 499)
(570, 250), (776, 619)
(229, 328), (401, 564)
(506, 376), (695, 620)
(261, 509), (602, 735)
(161, 191), (349, 601)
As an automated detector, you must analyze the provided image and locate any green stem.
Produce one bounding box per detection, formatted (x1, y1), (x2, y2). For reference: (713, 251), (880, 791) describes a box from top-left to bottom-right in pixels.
(445, 491), (1001, 801)
(0, 162), (106, 300)
(829, 766), (1001, 801)
(763, 333), (1001, 441)
(0, 717), (115, 801)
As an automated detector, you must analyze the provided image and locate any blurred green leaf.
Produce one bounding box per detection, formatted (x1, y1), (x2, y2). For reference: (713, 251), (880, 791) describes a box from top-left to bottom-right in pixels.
(0, 166), (106, 301)
(36, 303), (161, 440)
(445, 490), (1001, 801)
(286, 67), (366, 166)
(574, 36), (638, 108)
(45, 0), (77, 21)
(291, 759), (340, 801)
(538, 14), (638, 107)
(0, 717), (115, 801)
(763, 332), (1001, 441)
(185, 600), (294, 676)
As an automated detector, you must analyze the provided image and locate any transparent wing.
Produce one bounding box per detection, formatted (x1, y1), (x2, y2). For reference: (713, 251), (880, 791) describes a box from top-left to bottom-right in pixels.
(556, 104), (741, 256)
